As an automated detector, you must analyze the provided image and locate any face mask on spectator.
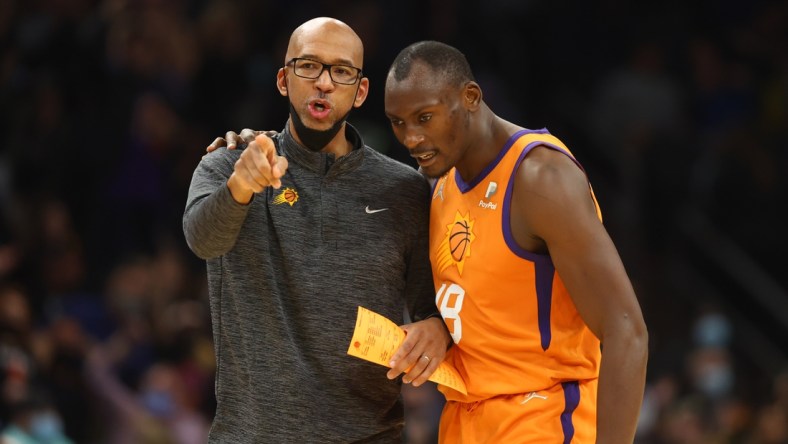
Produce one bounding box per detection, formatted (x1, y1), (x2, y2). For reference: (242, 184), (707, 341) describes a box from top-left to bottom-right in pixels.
(30, 411), (65, 440)
(141, 389), (175, 418)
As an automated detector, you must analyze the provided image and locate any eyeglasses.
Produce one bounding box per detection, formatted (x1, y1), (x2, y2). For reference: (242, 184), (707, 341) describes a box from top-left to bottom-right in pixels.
(286, 57), (363, 85)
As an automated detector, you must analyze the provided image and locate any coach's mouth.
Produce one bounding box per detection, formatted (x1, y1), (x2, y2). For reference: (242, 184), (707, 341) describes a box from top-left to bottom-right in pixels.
(308, 99), (332, 120)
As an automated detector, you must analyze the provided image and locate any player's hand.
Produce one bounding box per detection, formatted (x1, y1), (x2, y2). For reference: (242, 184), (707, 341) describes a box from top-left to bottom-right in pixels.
(386, 316), (451, 387)
(206, 129), (277, 153)
(227, 134), (289, 204)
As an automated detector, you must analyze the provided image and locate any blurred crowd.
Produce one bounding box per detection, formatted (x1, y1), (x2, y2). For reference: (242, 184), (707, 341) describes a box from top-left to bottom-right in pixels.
(0, 0), (786, 443)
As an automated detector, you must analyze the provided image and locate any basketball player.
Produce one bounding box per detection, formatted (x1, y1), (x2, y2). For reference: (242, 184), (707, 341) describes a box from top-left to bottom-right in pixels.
(381, 41), (648, 443)
(183, 19), (450, 442)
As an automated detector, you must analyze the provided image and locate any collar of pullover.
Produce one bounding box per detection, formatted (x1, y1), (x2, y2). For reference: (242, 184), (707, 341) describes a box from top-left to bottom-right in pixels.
(277, 121), (366, 176)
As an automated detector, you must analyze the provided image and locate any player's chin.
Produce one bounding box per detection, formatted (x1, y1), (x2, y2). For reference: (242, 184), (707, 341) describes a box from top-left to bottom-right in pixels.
(421, 163), (450, 179)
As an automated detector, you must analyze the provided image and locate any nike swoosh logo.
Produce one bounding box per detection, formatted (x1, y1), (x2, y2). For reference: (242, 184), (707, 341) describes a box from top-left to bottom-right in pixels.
(365, 206), (388, 214)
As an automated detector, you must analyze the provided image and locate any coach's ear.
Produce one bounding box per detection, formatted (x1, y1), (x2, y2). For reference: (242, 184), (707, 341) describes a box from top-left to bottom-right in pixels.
(463, 81), (481, 111)
(353, 77), (369, 108)
(277, 68), (288, 96)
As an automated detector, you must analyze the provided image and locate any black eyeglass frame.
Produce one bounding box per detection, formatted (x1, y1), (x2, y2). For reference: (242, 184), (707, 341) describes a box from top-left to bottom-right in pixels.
(286, 57), (363, 85)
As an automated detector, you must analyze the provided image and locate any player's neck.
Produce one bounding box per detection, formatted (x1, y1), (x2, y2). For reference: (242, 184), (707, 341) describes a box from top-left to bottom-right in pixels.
(456, 110), (509, 182)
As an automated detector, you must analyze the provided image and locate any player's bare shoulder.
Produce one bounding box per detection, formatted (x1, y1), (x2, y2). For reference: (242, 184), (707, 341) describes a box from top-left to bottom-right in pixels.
(518, 145), (588, 201)
(510, 144), (595, 249)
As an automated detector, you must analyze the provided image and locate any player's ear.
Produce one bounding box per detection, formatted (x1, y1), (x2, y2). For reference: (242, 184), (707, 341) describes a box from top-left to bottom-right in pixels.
(463, 82), (481, 111)
(277, 68), (288, 96)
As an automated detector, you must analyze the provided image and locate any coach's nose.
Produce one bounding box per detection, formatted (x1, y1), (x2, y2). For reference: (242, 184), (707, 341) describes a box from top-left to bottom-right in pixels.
(314, 69), (336, 92)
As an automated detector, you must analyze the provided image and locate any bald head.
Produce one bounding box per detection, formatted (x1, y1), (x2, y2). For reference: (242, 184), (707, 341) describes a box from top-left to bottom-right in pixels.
(286, 17), (364, 68)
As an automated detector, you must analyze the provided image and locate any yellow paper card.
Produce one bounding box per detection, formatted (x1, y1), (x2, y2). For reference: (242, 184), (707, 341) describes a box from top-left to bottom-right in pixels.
(347, 306), (467, 395)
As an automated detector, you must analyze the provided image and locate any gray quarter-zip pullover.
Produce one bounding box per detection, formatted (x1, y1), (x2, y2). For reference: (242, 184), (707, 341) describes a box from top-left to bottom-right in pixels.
(183, 123), (436, 443)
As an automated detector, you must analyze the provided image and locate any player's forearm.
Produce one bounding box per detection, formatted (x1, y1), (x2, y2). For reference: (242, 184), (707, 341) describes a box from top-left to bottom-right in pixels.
(595, 321), (648, 443)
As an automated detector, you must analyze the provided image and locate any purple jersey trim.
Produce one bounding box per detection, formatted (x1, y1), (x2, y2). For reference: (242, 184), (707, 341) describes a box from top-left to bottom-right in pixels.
(561, 381), (580, 443)
(497, 134), (585, 352)
(535, 259), (555, 351)
(501, 141), (582, 261)
(454, 128), (550, 193)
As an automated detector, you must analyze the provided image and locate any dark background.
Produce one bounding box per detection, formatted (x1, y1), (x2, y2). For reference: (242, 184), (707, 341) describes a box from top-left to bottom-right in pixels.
(1, 0), (786, 442)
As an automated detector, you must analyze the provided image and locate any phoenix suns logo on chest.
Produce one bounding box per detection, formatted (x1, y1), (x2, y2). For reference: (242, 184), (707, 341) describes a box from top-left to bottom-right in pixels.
(435, 211), (476, 275)
(271, 187), (299, 206)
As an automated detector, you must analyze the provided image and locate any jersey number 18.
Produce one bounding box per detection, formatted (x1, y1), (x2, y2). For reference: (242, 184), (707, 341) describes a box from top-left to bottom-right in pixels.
(436, 282), (465, 344)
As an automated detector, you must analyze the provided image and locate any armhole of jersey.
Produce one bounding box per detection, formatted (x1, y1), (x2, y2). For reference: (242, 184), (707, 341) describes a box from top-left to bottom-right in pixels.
(502, 142), (592, 261)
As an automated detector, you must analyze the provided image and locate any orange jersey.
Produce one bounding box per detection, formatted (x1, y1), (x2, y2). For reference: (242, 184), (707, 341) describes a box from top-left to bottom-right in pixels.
(430, 129), (602, 403)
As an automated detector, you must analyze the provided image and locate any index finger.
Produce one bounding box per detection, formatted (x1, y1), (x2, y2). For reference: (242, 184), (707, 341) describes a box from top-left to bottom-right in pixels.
(254, 134), (277, 162)
(251, 134), (286, 188)
(386, 332), (419, 379)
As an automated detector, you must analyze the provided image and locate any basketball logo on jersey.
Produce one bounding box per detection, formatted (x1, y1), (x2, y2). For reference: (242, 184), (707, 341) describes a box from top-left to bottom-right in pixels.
(271, 187), (299, 206)
(435, 211), (476, 275)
